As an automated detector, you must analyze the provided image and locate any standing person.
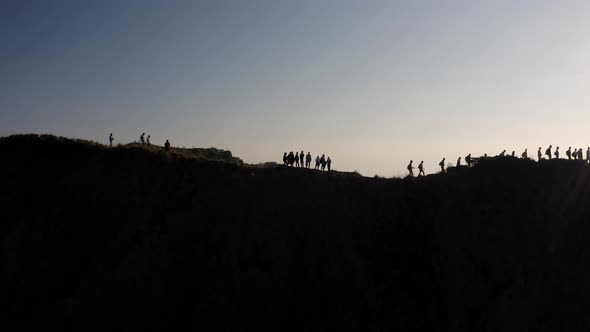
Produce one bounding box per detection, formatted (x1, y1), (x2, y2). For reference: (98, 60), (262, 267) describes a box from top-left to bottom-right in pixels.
(439, 158), (446, 173)
(320, 154), (326, 171)
(587, 148), (590, 162)
(545, 145), (552, 160)
(164, 139), (171, 151)
(566, 147), (572, 160)
(521, 149), (528, 159)
(140, 133), (146, 145)
(295, 152), (300, 167)
(109, 133), (114, 147)
(579, 148), (584, 160)
(283, 153), (288, 165)
(407, 160), (414, 177)
(511, 151), (515, 157)
(456, 157), (461, 167)
(288, 152), (295, 166)
(315, 156), (320, 169)
(147, 135), (151, 146)
(300, 151), (304, 168)
(306, 152), (312, 168)
(537, 147), (542, 161)
(327, 157), (332, 171)
(554, 146), (559, 159)
(418, 161), (425, 176)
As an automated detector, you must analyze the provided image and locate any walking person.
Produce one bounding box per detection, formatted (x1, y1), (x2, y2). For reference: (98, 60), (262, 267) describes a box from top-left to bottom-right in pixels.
(418, 161), (425, 176)
(439, 158), (446, 173)
(407, 160), (414, 177)
(554, 146), (559, 159)
(140, 133), (146, 145)
(566, 147), (572, 160)
(545, 145), (552, 160)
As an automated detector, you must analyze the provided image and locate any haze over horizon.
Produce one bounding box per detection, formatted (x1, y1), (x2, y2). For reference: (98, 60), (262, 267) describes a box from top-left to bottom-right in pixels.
(2, 0), (590, 176)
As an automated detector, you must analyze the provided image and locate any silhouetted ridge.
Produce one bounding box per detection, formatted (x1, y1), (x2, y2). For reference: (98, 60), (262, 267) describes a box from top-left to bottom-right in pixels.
(3, 134), (590, 332)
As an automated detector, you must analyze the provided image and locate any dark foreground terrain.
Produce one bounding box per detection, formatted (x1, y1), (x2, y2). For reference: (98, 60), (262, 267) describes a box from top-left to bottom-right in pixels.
(2, 134), (590, 331)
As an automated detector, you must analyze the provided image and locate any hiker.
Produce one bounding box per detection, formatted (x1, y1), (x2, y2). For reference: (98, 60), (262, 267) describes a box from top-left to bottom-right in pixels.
(300, 151), (304, 168)
(499, 150), (506, 157)
(554, 146), (559, 159)
(465, 153), (473, 167)
(545, 145), (552, 160)
(407, 160), (414, 177)
(287, 152), (295, 166)
(315, 155), (320, 169)
(537, 147), (542, 161)
(439, 158), (446, 173)
(147, 135), (151, 146)
(295, 152), (300, 167)
(320, 155), (326, 171)
(306, 152), (312, 168)
(566, 147), (572, 160)
(327, 157), (332, 171)
(283, 153), (288, 165)
(140, 133), (146, 145)
(164, 139), (171, 151)
(457, 157), (461, 167)
(109, 133), (114, 147)
(579, 148), (584, 160)
(418, 161), (425, 176)
(511, 151), (515, 157)
(522, 149), (528, 159)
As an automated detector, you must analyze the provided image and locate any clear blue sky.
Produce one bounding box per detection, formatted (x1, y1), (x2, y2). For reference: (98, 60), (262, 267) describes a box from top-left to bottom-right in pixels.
(2, 0), (590, 176)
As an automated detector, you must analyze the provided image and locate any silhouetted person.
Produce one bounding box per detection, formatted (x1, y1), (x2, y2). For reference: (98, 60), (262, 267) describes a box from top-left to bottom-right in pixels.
(439, 158), (445, 173)
(287, 152), (295, 166)
(573, 149), (578, 160)
(407, 160), (414, 177)
(554, 146), (559, 159)
(164, 139), (171, 151)
(418, 161), (425, 176)
(109, 133), (114, 147)
(306, 152), (312, 168)
(300, 151), (304, 168)
(140, 133), (146, 145)
(587, 148), (590, 162)
(465, 153), (473, 167)
(566, 147), (572, 160)
(295, 152), (300, 167)
(579, 148), (584, 160)
(522, 149), (528, 159)
(537, 147), (542, 161)
(499, 150), (506, 157)
(283, 152), (288, 165)
(545, 145), (552, 160)
(327, 157), (332, 171)
(147, 135), (151, 146)
(456, 157), (461, 167)
(315, 155), (320, 169)
(320, 155), (326, 171)
(511, 151), (515, 157)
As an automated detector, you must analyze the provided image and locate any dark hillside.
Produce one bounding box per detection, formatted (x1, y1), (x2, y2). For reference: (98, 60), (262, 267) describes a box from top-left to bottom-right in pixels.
(2, 134), (590, 331)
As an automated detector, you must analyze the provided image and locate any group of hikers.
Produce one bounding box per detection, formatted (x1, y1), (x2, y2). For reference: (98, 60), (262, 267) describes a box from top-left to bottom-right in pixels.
(408, 146), (590, 177)
(108, 133), (171, 151)
(283, 151), (333, 171)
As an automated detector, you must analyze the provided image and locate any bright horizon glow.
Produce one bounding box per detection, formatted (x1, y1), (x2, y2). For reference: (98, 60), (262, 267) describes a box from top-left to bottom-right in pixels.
(2, 0), (590, 176)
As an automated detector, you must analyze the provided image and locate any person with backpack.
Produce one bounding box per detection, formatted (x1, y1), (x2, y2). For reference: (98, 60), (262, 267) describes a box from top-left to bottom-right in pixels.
(465, 153), (473, 167)
(407, 160), (414, 177)
(522, 148), (528, 159)
(439, 158), (446, 173)
(566, 147), (572, 160)
(306, 152), (312, 168)
(418, 161), (425, 176)
(545, 145), (552, 160)
(554, 146), (559, 159)
(327, 157), (332, 171)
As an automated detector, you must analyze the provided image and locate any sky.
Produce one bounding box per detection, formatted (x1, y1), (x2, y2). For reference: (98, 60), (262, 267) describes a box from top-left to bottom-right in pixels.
(2, 0), (590, 176)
